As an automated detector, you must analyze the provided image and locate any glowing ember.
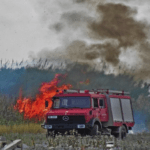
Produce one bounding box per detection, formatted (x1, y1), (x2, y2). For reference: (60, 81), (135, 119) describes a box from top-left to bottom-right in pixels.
(14, 74), (72, 121)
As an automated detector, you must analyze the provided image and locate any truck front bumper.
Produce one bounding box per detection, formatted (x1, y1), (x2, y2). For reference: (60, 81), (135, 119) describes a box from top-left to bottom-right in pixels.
(41, 123), (92, 130)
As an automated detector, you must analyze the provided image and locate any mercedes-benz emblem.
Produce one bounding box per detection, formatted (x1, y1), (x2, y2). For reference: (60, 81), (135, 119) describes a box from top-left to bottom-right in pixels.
(62, 116), (69, 121)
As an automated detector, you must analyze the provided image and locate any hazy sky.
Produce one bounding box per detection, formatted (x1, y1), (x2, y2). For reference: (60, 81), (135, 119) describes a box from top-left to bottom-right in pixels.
(0, 0), (60, 62)
(0, 0), (150, 62)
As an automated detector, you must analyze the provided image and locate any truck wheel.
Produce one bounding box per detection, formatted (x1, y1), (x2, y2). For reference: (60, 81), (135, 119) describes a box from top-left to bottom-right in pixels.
(119, 126), (127, 139)
(114, 126), (126, 139)
(77, 130), (84, 136)
(90, 124), (99, 136)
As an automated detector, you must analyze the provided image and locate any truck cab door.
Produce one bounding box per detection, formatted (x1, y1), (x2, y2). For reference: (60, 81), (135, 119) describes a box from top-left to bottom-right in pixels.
(99, 98), (108, 122)
(92, 98), (101, 120)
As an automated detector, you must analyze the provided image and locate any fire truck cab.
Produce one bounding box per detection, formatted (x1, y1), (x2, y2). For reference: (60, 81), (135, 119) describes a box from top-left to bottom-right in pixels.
(42, 89), (134, 139)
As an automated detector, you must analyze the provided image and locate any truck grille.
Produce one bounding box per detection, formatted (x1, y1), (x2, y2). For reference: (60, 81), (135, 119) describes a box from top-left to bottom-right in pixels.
(47, 116), (85, 124)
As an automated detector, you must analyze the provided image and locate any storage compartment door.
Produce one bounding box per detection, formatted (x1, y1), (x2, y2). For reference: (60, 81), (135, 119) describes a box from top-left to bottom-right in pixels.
(121, 99), (134, 122)
(110, 98), (123, 122)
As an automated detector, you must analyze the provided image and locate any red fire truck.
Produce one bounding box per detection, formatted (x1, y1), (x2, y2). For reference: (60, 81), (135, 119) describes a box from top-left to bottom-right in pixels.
(41, 89), (134, 139)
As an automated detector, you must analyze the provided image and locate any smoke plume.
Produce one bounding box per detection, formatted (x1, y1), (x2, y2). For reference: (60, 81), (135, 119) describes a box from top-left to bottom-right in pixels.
(30, 0), (150, 81)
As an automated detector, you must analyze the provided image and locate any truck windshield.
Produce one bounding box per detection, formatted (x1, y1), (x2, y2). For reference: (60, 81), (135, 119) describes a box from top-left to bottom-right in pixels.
(52, 97), (91, 109)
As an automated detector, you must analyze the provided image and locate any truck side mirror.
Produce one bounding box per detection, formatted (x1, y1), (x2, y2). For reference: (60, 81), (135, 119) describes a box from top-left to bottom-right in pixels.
(45, 101), (48, 108)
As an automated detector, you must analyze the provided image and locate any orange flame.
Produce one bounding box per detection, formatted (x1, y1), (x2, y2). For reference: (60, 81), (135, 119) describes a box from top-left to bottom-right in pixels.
(14, 74), (72, 121)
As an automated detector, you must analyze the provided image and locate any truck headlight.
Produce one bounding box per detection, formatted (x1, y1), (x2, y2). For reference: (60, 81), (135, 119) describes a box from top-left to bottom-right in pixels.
(45, 125), (52, 129)
(77, 124), (85, 128)
(48, 116), (57, 119)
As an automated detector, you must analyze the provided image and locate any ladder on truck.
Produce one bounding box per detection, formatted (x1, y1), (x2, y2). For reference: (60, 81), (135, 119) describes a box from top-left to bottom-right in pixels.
(60, 89), (130, 95)
(92, 89), (130, 95)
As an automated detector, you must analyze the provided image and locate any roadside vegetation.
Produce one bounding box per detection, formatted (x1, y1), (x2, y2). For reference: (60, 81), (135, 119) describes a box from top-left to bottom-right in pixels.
(1, 131), (150, 149)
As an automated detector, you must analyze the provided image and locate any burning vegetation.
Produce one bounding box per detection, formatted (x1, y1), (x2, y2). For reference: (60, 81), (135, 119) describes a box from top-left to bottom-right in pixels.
(14, 74), (72, 121)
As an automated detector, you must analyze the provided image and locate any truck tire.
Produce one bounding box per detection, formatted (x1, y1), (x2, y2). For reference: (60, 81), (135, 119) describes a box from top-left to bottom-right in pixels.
(90, 124), (99, 136)
(119, 126), (127, 139)
(114, 126), (127, 139)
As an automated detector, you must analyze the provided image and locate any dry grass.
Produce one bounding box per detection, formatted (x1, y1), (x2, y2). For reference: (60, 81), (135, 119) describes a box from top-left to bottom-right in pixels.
(0, 123), (45, 134)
